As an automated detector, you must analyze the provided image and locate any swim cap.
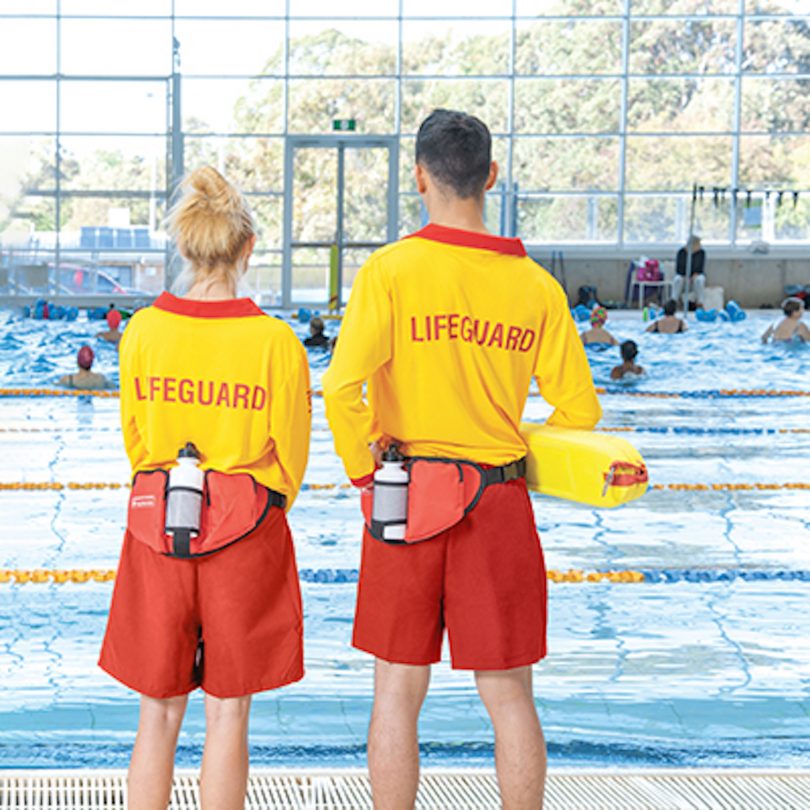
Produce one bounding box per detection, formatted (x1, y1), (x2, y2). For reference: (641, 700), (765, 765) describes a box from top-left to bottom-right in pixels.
(77, 345), (94, 370)
(106, 308), (122, 329)
(590, 306), (608, 327)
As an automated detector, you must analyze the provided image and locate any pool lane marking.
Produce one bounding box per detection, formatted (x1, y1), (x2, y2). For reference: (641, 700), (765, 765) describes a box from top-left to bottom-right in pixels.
(1, 481), (810, 493)
(3, 387), (810, 400)
(2, 567), (809, 586)
(1, 481), (809, 492)
(3, 425), (809, 437)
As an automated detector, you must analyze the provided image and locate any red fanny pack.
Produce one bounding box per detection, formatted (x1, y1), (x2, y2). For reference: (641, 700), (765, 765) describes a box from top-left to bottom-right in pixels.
(127, 469), (285, 558)
(361, 457), (526, 545)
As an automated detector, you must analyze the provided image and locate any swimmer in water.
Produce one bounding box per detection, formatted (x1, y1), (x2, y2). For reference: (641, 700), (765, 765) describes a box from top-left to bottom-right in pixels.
(303, 316), (330, 348)
(761, 297), (809, 343)
(96, 308), (123, 345)
(611, 340), (644, 380)
(646, 299), (687, 334)
(580, 306), (619, 346)
(59, 345), (110, 390)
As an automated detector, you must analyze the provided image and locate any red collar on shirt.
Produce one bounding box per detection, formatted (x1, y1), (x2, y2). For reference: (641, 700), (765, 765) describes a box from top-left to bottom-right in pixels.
(152, 292), (264, 319)
(407, 223), (527, 257)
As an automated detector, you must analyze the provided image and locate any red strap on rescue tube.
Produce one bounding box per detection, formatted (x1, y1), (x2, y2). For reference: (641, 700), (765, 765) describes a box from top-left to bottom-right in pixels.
(603, 462), (648, 488)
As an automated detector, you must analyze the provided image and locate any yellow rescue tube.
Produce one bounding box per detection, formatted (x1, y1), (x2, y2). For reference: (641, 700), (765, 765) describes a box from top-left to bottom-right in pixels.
(520, 423), (648, 508)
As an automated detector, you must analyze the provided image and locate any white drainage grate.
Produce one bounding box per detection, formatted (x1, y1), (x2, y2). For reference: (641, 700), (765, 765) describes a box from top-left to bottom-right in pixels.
(0, 768), (809, 809)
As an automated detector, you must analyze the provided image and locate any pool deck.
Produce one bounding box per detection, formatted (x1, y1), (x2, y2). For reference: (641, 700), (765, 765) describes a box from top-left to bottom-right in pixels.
(1, 768), (809, 808)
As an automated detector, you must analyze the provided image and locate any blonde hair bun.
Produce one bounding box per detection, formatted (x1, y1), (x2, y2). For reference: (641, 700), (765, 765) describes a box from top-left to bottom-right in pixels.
(168, 166), (254, 273)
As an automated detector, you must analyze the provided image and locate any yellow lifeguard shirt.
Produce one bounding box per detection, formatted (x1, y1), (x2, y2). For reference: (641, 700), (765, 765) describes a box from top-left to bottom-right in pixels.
(119, 292), (311, 507)
(322, 224), (602, 483)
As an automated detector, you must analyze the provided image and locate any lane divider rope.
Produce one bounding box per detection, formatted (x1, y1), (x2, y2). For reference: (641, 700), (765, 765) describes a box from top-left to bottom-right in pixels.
(598, 388), (810, 398)
(0, 388), (120, 398)
(2, 481), (809, 492)
(2, 567), (808, 586)
(0, 426), (333, 433)
(0, 481), (810, 492)
(649, 482), (810, 491)
(2, 425), (808, 437)
(599, 426), (810, 435)
(2, 387), (810, 400)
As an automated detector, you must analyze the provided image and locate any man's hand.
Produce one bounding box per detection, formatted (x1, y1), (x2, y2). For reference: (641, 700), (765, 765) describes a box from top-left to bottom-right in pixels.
(369, 440), (384, 467)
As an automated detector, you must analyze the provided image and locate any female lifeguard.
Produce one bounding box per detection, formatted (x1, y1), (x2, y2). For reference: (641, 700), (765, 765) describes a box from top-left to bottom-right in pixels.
(99, 167), (311, 810)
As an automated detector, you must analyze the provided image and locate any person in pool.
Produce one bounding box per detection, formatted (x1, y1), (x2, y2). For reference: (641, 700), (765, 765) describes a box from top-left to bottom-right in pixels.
(646, 299), (687, 334)
(96, 308), (123, 345)
(761, 297), (810, 343)
(611, 340), (644, 380)
(580, 306), (619, 346)
(303, 316), (330, 348)
(59, 345), (110, 390)
(98, 166), (311, 810)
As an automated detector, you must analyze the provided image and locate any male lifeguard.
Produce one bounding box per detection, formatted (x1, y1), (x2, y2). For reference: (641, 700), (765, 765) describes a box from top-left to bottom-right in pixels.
(322, 109), (601, 809)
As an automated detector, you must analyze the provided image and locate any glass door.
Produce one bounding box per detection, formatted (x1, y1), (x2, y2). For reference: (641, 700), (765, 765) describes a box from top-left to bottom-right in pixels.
(282, 135), (398, 309)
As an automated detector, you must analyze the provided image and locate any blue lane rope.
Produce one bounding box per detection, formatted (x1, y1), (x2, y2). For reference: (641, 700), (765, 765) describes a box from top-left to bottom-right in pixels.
(599, 388), (810, 399)
(604, 426), (806, 436)
(3, 387), (810, 400)
(296, 568), (810, 585)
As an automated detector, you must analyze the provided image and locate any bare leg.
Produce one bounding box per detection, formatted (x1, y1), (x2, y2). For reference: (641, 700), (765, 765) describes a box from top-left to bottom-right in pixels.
(368, 660), (431, 810)
(199, 694), (252, 810)
(476, 667), (546, 810)
(128, 694), (188, 810)
(671, 274), (684, 305)
(692, 274), (706, 306)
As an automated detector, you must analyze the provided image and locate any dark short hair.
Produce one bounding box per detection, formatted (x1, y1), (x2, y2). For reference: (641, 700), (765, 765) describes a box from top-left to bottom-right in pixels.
(663, 299), (678, 316)
(310, 316), (325, 334)
(620, 340), (638, 362)
(415, 109), (492, 199)
(783, 297), (803, 317)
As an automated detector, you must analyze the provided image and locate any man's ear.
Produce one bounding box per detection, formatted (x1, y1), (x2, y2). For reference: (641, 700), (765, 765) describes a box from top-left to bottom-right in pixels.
(415, 163), (429, 195)
(485, 161), (499, 191)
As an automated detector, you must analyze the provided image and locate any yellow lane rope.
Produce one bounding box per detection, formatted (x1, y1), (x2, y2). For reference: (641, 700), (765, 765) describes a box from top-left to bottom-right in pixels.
(1, 481), (809, 492)
(0, 482), (128, 491)
(0, 388), (119, 398)
(0, 568), (645, 585)
(650, 482), (810, 491)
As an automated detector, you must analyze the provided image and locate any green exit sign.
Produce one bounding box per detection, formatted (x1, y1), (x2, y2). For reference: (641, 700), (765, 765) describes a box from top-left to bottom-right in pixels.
(332, 119), (356, 132)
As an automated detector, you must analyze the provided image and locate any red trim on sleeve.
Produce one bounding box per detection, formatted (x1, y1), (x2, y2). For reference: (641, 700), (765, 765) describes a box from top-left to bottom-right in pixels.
(153, 292), (265, 319)
(351, 473), (375, 489)
(406, 224), (527, 257)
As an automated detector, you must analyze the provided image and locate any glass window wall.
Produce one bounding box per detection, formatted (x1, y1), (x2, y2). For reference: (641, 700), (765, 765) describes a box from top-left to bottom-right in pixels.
(1, 1), (808, 302)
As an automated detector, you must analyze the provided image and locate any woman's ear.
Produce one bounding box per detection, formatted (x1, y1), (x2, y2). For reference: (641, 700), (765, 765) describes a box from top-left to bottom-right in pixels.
(242, 234), (257, 272)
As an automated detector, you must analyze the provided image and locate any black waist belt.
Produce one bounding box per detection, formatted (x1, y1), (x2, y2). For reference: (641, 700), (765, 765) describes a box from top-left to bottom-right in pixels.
(268, 489), (287, 510)
(479, 457), (527, 486)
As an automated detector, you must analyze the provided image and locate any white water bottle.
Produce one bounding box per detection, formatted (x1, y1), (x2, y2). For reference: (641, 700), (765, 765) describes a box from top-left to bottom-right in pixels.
(165, 442), (204, 555)
(372, 444), (409, 541)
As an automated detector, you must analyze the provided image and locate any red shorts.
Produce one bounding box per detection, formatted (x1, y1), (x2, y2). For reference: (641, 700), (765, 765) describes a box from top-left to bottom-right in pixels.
(99, 508), (303, 699)
(353, 478), (547, 670)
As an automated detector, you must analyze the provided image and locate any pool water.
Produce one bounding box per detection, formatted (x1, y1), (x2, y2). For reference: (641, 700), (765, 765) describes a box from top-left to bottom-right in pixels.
(1, 307), (809, 769)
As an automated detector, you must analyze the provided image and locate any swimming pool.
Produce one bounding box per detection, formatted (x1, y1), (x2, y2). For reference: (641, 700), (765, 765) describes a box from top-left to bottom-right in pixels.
(1, 308), (809, 769)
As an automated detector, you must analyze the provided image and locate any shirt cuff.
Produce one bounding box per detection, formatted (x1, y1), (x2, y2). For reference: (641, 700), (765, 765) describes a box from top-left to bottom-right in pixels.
(350, 473), (374, 489)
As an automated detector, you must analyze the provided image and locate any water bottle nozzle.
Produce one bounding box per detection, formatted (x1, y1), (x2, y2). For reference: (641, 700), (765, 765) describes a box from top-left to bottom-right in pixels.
(382, 443), (403, 462)
(178, 442), (200, 460)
